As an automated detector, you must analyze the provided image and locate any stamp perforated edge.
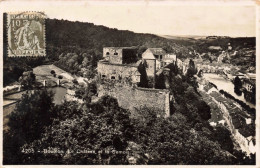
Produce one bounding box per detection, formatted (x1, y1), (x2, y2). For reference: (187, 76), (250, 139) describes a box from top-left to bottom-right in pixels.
(7, 11), (47, 57)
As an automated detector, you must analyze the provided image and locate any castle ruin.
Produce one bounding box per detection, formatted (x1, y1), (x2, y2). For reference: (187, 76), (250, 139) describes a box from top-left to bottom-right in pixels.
(97, 47), (174, 117)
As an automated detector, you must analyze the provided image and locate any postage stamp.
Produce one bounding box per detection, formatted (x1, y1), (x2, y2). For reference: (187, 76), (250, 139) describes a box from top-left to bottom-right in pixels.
(7, 11), (46, 57)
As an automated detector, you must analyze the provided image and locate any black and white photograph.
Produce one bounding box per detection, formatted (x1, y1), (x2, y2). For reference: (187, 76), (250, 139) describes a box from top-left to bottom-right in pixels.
(0, 0), (258, 166)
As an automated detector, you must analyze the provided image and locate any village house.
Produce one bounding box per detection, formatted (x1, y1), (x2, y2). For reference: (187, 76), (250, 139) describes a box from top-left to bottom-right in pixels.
(162, 53), (177, 66)
(142, 48), (166, 76)
(217, 51), (230, 63)
(242, 73), (256, 93)
(245, 73), (256, 80)
(243, 80), (254, 93)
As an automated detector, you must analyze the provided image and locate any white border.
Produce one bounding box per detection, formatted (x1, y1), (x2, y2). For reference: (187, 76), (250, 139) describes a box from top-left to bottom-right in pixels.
(0, 0), (259, 168)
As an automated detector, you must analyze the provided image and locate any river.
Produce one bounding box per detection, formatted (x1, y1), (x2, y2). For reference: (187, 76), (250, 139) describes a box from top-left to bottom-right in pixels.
(203, 73), (255, 108)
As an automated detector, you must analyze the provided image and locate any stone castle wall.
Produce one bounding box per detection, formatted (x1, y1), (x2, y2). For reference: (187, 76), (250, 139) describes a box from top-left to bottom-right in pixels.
(97, 61), (138, 81)
(103, 48), (123, 64)
(98, 82), (170, 117)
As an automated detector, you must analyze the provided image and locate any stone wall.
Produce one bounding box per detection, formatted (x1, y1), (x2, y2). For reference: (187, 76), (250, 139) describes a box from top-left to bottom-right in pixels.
(98, 82), (170, 117)
(97, 61), (138, 82)
(103, 48), (123, 64)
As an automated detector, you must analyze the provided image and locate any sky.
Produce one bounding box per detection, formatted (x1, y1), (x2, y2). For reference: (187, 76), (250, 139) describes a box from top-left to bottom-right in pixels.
(1, 1), (256, 37)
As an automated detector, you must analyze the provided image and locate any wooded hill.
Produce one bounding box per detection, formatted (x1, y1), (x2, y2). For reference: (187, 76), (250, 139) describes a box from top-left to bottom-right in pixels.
(45, 19), (193, 61)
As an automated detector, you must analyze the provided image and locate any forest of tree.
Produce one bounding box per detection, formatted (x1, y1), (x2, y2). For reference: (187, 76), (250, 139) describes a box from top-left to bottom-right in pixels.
(3, 63), (255, 165)
(4, 89), (255, 165)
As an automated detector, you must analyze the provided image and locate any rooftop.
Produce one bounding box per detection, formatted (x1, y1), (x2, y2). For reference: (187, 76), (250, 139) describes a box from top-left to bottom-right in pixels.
(209, 91), (253, 137)
(246, 73), (256, 79)
(243, 78), (255, 86)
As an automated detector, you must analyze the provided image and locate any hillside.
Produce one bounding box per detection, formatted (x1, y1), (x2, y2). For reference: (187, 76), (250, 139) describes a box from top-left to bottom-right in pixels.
(45, 19), (194, 60)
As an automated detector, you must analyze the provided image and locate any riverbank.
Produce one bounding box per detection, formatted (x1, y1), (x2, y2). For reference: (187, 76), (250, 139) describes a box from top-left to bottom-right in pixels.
(203, 73), (255, 108)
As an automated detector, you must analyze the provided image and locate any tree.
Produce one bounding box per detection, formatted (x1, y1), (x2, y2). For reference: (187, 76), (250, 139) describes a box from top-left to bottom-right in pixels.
(82, 54), (92, 67)
(186, 59), (197, 77)
(8, 89), (54, 141)
(19, 71), (36, 89)
(196, 100), (211, 120)
(50, 70), (56, 75)
(4, 89), (54, 164)
(213, 126), (234, 153)
(75, 82), (97, 104)
(234, 76), (242, 96)
(83, 65), (96, 79)
(18, 95), (134, 164)
(132, 107), (234, 165)
(197, 69), (203, 77)
(72, 78), (78, 84)
(137, 62), (148, 88)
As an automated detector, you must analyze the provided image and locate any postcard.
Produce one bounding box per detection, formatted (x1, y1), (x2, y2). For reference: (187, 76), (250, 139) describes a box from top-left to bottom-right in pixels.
(0, 0), (258, 167)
